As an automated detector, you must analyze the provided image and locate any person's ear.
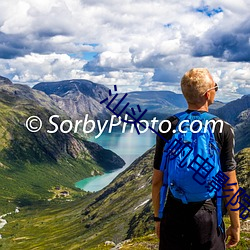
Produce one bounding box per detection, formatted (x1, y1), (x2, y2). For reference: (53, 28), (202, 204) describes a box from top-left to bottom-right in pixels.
(204, 92), (209, 100)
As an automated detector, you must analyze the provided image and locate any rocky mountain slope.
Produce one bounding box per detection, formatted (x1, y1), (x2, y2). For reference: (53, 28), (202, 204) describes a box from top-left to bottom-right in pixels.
(234, 108), (250, 152)
(213, 94), (250, 126)
(0, 78), (124, 212)
(235, 148), (250, 195)
(0, 76), (12, 85)
(215, 95), (250, 152)
(33, 79), (112, 122)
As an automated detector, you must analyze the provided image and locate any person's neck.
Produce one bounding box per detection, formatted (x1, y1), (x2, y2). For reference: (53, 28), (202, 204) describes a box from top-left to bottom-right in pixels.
(187, 103), (209, 112)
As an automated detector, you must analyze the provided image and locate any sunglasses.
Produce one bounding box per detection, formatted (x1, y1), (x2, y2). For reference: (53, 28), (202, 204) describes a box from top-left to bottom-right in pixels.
(203, 83), (218, 95)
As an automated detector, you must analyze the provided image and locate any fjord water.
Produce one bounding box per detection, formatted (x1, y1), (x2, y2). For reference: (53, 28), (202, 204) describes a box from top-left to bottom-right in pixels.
(75, 130), (156, 192)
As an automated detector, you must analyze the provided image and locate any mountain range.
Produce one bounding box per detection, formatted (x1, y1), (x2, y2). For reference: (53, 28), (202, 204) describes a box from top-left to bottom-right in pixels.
(33, 79), (249, 152)
(0, 79), (124, 213)
(32, 79), (225, 121)
(0, 76), (249, 249)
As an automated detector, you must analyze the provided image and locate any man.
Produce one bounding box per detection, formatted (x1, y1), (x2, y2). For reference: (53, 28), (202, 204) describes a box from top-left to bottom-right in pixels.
(152, 68), (240, 249)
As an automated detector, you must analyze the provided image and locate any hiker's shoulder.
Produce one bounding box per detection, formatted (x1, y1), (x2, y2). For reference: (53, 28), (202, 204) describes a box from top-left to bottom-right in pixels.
(211, 116), (234, 130)
(209, 116), (235, 140)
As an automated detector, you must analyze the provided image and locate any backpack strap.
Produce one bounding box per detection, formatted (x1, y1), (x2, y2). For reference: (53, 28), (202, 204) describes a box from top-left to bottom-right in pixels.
(217, 186), (223, 232)
(199, 113), (223, 231)
(159, 150), (170, 219)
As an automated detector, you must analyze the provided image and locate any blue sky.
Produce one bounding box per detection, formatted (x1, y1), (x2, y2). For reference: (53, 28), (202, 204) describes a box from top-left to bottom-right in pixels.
(0, 0), (249, 102)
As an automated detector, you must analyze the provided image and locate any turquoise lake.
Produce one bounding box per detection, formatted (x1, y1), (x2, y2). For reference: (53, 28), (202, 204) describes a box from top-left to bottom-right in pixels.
(75, 130), (156, 192)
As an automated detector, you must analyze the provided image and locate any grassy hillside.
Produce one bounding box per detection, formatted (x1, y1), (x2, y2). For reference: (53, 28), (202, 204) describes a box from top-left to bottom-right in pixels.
(0, 199), (89, 249)
(1, 147), (249, 249)
(0, 148), (154, 249)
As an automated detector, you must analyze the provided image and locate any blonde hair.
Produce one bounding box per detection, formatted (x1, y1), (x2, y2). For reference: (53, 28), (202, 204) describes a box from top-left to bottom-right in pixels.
(181, 68), (214, 104)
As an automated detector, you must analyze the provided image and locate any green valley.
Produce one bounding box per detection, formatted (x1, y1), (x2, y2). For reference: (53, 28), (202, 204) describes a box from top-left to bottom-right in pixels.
(0, 82), (124, 214)
(0, 147), (249, 249)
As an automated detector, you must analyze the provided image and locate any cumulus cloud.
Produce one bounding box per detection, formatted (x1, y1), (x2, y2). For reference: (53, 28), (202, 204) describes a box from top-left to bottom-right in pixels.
(0, 0), (249, 101)
(0, 53), (87, 85)
(193, 18), (250, 62)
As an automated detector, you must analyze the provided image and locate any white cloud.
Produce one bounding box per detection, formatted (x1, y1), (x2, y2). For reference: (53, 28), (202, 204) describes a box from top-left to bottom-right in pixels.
(0, 53), (87, 85)
(0, 0), (249, 101)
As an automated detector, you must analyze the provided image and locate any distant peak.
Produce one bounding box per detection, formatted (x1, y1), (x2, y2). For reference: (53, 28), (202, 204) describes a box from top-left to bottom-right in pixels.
(33, 79), (109, 98)
(0, 76), (12, 85)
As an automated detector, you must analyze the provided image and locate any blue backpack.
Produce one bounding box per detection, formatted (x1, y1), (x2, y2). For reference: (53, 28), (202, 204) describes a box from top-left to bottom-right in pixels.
(158, 111), (223, 229)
